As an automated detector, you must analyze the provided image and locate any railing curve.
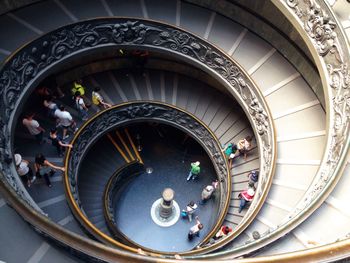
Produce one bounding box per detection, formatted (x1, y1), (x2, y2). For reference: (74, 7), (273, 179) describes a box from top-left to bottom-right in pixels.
(187, 0), (350, 260)
(0, 17), (275, 258)
(103, 161), (144, 247)
(65, 101), (229, 255)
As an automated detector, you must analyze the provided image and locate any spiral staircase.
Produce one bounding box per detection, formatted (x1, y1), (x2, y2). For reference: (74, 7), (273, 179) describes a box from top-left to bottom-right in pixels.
(0, 0), (349, 262)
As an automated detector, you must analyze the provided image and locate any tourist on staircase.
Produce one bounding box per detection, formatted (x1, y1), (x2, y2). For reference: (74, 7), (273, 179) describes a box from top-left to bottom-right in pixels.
(238, 182), (256, 213)
(71, 79), (90, 107)
(43, 95), (58, 119)
(185, 201), (198, 222)
(22, 112), (46, 144)
(34, 153), (65, 188)
(54, 105), (77, 140)
(15, 154), (36, 187)
(188, 216), (203, 240)
(74, 91), (89, 121)
(214, 225), (233, 240)
(224, 142), (237, 169)
(49, 128), (73, 157)
(92, 86), (112, 111)
(248, 170), (259, 185)
(187, 161), (200, 181)
(200, 180), (219, 204)
(234, 135), (253, 160)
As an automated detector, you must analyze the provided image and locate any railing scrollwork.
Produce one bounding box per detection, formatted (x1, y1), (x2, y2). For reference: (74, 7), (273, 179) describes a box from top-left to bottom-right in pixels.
(0, 17), (275, 259)
(103, 161), (144, 247)
(65, 102), (230, 254)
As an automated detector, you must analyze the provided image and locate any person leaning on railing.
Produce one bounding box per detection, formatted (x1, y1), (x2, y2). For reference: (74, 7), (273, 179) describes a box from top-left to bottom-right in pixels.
(34, 153), (65, 188)
(92, 86), (112, 111)
(49, 128), (73, 157)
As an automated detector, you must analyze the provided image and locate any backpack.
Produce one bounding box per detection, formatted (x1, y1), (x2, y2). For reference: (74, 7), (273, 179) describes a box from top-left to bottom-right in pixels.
(75, 97), (84, 110)
(225, 143), (233, 156)
(181, 210), (188, 218)
(72, 82), (85, 96)
(92, 92), (100, 105)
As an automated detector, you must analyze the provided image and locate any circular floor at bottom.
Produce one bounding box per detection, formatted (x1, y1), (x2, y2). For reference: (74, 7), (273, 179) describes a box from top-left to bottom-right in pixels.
(114, 124), (219, 252)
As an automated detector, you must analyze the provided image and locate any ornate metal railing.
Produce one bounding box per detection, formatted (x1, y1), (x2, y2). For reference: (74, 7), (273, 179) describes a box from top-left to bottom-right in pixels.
(0, 0), (347, 261)
(1, 0), (350, 261)
(65, 101), (230, 254)
(0, 16), (275, 258)
(103, 161), (144, 247)
(0, 17), (275, 257)
(185, 0), (350, 260)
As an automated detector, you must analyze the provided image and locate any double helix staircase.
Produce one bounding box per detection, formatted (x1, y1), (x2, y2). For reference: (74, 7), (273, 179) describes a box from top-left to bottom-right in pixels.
(0, 0), (349, 262)
(78, 129), (142, 236)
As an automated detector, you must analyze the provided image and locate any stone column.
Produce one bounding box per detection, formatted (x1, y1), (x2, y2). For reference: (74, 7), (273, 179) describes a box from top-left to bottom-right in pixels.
(159, 188), (174, 219)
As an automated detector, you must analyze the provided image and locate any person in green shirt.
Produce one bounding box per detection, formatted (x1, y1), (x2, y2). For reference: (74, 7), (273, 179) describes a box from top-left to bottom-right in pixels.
(71, 79), (91, 107)
(224, 142), (237, 169)
(187, 161), (200, 181)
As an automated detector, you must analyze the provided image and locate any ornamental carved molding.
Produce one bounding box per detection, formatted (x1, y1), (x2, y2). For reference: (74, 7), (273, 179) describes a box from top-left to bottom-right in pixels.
(0, 18), (275, 229)
(282, 0), (350, 216)
(68, 102), (229, 201)
(215, 0), (350, 255)
(67, 102), (230, 244)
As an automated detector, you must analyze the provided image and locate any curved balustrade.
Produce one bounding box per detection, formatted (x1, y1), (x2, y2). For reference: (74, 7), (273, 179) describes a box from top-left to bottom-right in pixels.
(0, 1), (345, 262)
(186, 0), (350, 259)
(65, 101), (230, 254)
(103, 161), (145, 247)
(0, 17), (275, 258)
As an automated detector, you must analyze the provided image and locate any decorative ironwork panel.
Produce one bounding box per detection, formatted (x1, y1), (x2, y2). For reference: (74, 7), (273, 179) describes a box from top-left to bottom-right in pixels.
(0, 18), (275, 223)
(283, 0), (350, 216)
(67, 102), (228, 206)
(194, 0), (350, 259)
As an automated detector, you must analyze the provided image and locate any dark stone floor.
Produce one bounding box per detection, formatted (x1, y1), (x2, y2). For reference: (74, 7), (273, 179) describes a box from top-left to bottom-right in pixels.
(114, 124), (219, 252)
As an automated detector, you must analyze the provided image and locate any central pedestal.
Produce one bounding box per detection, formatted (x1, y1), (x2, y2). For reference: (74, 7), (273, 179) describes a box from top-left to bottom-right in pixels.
(159, 188), (174, 219)
(150, 188), (180, 227)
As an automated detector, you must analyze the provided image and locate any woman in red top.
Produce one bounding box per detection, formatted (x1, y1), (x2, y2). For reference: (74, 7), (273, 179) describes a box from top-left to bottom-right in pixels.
(215, 225), (233, 239)
(238, 183), (255, 213)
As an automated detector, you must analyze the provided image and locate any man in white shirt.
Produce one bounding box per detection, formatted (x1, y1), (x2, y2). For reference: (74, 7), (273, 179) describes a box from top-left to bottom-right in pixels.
(54, 105), (76, 139)
(186, 201), (198, 222)
(22, 113), (45, 144)
(188, 216), (203, 240)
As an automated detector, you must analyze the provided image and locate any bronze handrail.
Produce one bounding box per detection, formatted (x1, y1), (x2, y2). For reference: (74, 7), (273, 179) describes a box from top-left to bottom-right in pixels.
(64, 101), (232, 256)
(103, 161), (144, 247)
(0, 17), (276, 259)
